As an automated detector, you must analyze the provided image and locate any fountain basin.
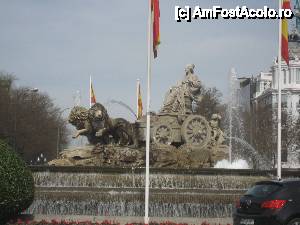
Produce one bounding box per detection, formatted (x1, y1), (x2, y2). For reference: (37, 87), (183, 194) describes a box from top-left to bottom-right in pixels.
(27, 166), (300, 218)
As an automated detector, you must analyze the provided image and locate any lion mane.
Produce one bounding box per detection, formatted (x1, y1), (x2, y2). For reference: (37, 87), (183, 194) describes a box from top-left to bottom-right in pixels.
(68, 106), (89, 130)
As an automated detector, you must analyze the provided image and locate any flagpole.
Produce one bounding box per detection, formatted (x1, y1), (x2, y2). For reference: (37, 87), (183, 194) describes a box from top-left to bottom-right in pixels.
(145, 0), (152, 223)
(137, 79), (140, 118)
(277, 0), (282, 180)
(89, 75), (92, 108)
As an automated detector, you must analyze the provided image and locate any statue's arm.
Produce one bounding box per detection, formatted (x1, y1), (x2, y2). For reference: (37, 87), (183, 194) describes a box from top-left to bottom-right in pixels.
(72, 128), (88, 139)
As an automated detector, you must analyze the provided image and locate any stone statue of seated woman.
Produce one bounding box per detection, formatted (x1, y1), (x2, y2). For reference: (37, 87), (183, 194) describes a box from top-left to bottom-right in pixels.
(160, 64), (203, 114)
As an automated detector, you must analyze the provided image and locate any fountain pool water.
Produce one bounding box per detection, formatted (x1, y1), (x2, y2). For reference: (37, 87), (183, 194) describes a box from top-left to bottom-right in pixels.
(26, 166), (272, 218)
(214, 159), (249, 169)
(227, 136), (271, 170)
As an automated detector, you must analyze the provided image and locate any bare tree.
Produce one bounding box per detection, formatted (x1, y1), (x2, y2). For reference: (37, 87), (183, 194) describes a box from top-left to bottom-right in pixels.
(241, 104), (300, 168)
(0, 72), (16, 140)
(195, 87), (223, 119)
(253, 105), (276, 166)
(282, 110), (300, 162)
(0, 72), (69, 163)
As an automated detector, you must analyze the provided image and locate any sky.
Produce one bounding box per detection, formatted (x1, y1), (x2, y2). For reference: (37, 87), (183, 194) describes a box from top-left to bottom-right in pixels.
(0, 0), (293, 122)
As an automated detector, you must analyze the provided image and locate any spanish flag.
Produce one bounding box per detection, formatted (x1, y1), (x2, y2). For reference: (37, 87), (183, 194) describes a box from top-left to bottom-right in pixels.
(152, 0), (160, 58)
(90, 76), (96, 107)
(282, 0), (290, 65)
(137, 81), (143, 119)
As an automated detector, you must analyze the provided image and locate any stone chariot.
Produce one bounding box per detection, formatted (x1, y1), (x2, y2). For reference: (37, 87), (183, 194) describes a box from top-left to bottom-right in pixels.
(136, 113), (211, 148)
(136, 64), (212, 149)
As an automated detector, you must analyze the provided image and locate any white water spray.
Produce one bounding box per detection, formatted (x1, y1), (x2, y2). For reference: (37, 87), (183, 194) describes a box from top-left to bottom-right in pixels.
(214, 159), (249, 169)
(228, 68), (237, 163)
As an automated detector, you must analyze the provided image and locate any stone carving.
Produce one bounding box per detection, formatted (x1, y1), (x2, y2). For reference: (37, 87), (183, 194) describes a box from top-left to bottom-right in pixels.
(136, 113), (212, 149)
(49, 144), (216, 168)
(289, 29), (300, 42)
(181, 115), (211, 147)
(209, 114), (225, 146)
(161, 64), (202, 114)
(69, 103), (135, 146)
(50, 64), (229, 168)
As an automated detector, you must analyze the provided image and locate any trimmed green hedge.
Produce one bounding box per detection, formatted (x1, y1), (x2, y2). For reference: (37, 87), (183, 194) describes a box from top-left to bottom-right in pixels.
(0, 140), (34, 222)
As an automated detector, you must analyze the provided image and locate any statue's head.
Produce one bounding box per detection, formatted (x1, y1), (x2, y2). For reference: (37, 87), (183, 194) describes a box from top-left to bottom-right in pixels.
(185, 64), (195, 74)
(89, 103), (109, 122)
(68, 106), (89, 128)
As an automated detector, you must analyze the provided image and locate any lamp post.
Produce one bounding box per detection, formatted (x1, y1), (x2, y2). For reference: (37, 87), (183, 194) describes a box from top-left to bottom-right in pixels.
(56, 107), (70, 158)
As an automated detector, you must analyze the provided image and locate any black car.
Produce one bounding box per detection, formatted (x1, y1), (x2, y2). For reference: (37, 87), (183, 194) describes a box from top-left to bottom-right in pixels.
(233, 179), (300, 225)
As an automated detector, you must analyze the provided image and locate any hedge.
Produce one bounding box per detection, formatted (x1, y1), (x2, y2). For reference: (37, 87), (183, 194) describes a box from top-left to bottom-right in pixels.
(0, 140), (34, 222)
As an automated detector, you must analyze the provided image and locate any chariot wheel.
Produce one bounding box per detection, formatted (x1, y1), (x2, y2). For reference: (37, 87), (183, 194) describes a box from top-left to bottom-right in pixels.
(152, 123), (173, 145)
(181, 115), (211, 147)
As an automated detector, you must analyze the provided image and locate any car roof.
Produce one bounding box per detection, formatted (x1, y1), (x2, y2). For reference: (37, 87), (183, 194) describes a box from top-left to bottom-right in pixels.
(256, 179), (300, 187)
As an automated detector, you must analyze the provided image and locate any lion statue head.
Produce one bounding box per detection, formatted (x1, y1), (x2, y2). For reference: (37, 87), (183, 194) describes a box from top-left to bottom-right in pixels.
(88, 103), (110, 123)
(68, 106), (89, 129)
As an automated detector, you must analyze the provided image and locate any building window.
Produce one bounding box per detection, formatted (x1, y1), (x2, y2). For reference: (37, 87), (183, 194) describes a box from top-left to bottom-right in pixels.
(296, 69), (300, 84)
(289, 69), (291, 84)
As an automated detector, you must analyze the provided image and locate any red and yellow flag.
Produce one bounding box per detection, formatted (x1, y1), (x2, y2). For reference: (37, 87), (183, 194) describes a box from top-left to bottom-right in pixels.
(137, 82), (143, 119)
(152, 0), (160, 58)
(282, 0), (290, 65)
(90, 80), (96, 106)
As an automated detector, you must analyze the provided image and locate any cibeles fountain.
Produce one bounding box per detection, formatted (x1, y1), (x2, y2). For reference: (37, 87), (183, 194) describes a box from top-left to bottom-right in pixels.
(49, 64), (229, 168)
(27, 65), (281, 220)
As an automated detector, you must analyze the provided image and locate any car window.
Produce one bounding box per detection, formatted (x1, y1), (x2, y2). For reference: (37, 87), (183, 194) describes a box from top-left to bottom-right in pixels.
(245, 184), (281, 198)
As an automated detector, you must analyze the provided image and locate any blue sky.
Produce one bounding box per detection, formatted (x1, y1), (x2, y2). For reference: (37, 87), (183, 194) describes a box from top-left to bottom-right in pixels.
(0, 0), (292, 121)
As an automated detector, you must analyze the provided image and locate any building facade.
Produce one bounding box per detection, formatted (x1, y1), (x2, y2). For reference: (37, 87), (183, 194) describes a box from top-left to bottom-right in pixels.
(237, 2), (300, 166)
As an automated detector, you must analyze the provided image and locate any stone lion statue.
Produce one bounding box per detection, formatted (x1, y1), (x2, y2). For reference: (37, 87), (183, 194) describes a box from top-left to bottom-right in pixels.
(69, 103), (136, 146)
